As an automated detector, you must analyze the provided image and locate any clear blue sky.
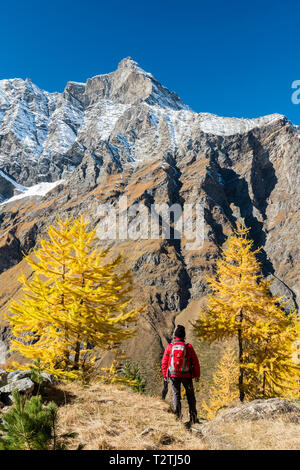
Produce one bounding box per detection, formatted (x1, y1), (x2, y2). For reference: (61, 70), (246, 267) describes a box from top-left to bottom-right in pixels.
(1, 0), (300, 124)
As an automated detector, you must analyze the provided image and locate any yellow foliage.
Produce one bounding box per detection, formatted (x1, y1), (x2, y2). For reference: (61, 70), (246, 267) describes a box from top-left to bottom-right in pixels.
(97, 359), (137, 388)
(202, 344), (239, 419)
(193, 220), (299, 400)
(6, 216), (142, 380)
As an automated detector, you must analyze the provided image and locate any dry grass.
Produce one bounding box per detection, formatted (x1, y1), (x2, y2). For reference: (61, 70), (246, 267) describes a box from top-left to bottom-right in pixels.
(201, 419), (300, 450)
(55, 382), (207, 450)
(49, 381), (300, 450)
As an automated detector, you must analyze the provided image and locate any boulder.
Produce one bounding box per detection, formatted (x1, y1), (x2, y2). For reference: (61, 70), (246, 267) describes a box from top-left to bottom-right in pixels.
(215, 398), (300, 423)
(190, 399), (300, 439)
(7, 369), (57, 386)
(40, 372), (58, 386)
(0, 377), (35, 396)
(0, 377), (35, 405)
(7, 370), (32, 383)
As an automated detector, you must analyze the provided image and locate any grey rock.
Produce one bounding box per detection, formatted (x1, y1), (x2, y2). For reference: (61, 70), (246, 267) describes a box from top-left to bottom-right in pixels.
(215, 398), (300, 423)
(141, 427), (154, 436)
(7, 370), (31, 383)
(191, 399), (300, 440)
(0, 377), (34, 396)
(7, 369), (57, 388)
(40, 372), (58, 385)
(0, 326), (11, 365)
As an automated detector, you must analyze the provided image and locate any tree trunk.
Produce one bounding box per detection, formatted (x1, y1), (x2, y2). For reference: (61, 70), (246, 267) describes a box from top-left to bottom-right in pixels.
(262, 371), (266, 398)
(74, 339), (81, 370)
(61, 261), (70, 365)
(73, 273), (85, 371)
(238, 309), (245, 402)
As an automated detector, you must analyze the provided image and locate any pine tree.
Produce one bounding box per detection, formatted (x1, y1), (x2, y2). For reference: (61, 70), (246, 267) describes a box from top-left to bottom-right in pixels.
(30, 358), (44, 395)
(0, 391), (78, 450)
(193, 221), (299, 401)
(6, 217), (141, 380)
(122, 360), (146, 393)
(202, 343), (239, 419)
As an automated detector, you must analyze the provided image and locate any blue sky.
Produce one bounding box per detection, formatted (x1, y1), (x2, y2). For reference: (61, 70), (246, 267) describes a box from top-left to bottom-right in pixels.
(1, 0), (300, 124)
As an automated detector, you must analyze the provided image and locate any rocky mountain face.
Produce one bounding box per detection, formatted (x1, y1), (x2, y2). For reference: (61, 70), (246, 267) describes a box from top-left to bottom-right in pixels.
(0, 58), (299, 373)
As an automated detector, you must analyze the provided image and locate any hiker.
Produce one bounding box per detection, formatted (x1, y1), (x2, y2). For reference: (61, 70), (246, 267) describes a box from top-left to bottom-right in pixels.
(161, 325), (200, 424)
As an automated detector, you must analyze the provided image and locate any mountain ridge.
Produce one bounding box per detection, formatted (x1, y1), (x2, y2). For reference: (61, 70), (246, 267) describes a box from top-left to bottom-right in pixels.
(0, 57), (289, 193)
(0, 58), (299, 379)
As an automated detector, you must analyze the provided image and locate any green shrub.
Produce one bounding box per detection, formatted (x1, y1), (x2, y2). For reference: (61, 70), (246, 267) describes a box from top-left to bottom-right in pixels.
(30, 358), (44, 394)
(0, 391), (79, 450)
(122, 360), (146, 394)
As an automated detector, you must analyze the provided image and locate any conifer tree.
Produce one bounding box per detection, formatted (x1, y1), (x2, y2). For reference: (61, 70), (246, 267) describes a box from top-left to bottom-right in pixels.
(193, 221), (299, 401)
(0, 391), (78, 450)
(7, 217), (141, 380)
(122, 360), (146, 393)
(201, 344), (239, 419)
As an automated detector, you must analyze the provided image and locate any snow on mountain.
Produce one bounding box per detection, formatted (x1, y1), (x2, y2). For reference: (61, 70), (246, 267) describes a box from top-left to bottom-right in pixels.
(0, 179), (64, 206)
(0, 57), (292, 196)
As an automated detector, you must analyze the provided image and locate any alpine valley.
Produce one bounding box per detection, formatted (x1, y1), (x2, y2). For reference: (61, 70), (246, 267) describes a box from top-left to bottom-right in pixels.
(0, 58), (299, 383)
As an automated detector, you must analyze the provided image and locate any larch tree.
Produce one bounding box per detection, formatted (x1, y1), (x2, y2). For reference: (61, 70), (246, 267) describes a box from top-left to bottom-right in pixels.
(193, 221), (299, 401)
(201, 343), (239, 419)
(7, 216), (141, 380)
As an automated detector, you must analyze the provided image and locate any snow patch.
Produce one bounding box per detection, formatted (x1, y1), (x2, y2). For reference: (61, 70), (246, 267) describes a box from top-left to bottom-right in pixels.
(0, 179), (64, 205)
(197, 113), (284, 136)
(97, 101), (129, 140)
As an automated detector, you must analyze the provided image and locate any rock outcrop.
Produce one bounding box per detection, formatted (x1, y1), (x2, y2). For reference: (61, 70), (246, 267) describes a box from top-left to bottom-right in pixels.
(190, 398), (300, 441)
(0, 369), (57, 406)
(213, 398), (300, 423)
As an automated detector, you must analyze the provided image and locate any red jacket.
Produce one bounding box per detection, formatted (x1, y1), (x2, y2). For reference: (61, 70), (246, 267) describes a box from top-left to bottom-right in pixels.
(161, 338), (200, 379)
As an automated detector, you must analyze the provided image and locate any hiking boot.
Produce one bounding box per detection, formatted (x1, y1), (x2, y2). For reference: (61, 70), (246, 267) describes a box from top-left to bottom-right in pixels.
(189, 412), (199, 424)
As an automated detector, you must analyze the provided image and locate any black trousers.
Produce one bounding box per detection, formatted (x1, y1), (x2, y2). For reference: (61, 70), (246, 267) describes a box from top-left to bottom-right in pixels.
(170, 377), (197, 419)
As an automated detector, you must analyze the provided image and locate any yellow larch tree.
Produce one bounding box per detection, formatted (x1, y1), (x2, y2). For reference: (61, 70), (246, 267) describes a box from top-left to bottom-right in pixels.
(6, 216), (141, 380)
(193, 221), (299, 401)
(243, 302), (299, 399)
(202, 343), (239, 419)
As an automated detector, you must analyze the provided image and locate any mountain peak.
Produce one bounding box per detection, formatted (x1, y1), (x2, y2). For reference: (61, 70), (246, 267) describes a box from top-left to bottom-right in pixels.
(118, 56), (138, 69)
(82, 58), (189, 110)
(117, 57), (152, 77)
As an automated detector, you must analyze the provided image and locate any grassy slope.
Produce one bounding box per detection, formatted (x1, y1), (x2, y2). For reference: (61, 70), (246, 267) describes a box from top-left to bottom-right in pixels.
(55, 382), (206, 450)
(52, 382), (300, 450)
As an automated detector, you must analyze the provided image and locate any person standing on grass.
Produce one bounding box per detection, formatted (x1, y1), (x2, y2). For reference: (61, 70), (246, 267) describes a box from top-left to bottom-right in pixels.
(161, 325), (200, 425)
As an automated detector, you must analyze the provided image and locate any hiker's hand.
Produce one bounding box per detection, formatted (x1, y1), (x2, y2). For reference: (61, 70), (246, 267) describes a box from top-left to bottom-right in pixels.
(194, 377), (199, 382)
